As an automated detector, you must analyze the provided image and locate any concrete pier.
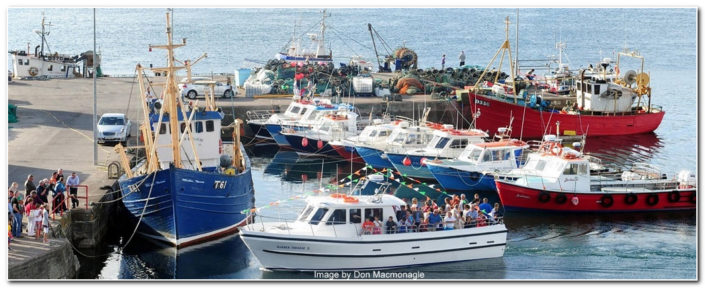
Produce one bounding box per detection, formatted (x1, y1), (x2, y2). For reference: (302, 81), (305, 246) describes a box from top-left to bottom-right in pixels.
(7, 76), (466, 279)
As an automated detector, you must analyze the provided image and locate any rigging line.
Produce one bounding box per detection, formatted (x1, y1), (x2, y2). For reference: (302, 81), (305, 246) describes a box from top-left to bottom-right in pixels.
(278, 19), (323, 53)
(373, 29), (394, 55)
(328, 25), (372, 52)
(120, 170), (158, 252)
(124, 68), (137, 118)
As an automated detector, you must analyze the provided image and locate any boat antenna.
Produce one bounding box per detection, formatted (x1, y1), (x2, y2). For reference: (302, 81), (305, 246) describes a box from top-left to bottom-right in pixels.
(515, 8), (519, 77)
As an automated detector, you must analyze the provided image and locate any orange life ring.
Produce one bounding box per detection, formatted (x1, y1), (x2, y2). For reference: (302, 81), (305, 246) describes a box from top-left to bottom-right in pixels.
(343, 196), (359, 203)
(330, 193), (346, 199)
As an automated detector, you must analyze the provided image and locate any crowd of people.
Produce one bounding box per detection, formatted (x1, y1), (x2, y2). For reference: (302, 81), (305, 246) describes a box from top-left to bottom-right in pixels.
(8, 169), (81, 248)
(362, 193), (504, 235)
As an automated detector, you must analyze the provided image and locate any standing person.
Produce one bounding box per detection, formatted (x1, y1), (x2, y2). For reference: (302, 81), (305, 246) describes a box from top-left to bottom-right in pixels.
(34, 201), (43, 240)
(11, 193), (23, 237)
(66, 172), (80, 209)
(24, 175), (36, 198)
(55, 169), (64, 185)
(25, 195), (35, 236)
(54, 177), (67, 213)
(441, 54), (446, 70)
(459, 50), (466, 67)
(471, 193), (481, 205)
(479, 197), (492, 215)
(385, 216), (398, 234)
(36, 179), (48, 204)
(9, 193), (16, 237)
(9, 182), (19, 196)
(42, 204), (50, 243)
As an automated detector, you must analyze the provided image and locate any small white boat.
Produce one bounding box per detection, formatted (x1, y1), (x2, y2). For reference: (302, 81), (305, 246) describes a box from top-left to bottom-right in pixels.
(239, 177), (507, 271)
(385, 124), (489, 179)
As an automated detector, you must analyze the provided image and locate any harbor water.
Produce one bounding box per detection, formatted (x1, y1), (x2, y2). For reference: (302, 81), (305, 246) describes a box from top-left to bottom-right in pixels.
(7, 8), (696, 279)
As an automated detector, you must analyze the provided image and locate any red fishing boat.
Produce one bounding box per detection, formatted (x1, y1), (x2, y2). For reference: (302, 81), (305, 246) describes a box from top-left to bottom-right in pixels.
(494, 139), (696, 213)
(466, 18), (664, 139)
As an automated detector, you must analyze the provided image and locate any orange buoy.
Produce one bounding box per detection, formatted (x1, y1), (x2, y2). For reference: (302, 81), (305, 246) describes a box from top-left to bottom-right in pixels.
(302, 137), (309, 147)
(571, 196), (579, 206)
(403, 157), (412, 166)
(317, 140), (324, 149)
(344, 196), (359, 203)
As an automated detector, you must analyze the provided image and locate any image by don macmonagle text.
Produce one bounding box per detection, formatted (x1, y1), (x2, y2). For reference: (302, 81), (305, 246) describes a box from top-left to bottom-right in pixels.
(314, 270), (425, 280)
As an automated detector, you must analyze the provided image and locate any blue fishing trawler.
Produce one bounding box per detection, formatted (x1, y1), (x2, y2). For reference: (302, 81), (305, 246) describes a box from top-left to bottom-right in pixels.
(117, 11), (254, 248)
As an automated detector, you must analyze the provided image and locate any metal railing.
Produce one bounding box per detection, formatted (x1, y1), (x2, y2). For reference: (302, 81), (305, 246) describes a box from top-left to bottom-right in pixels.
(51, 185), (89, 220)
(244, 214), (504, 238)
(246, 110), (274, 121)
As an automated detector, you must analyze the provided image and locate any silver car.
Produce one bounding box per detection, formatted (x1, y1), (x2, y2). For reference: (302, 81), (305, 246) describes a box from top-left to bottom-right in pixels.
(97, 113), (131, 144)
(179, 77), (235, 99)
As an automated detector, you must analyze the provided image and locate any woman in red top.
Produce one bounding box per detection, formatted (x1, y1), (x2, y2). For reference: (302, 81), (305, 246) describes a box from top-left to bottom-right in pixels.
(362, 218), (375, 235)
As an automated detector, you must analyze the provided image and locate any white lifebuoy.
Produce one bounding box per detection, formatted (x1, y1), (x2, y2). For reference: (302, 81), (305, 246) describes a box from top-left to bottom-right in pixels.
(28, 67), (39, 77)
(571, 196), (579, 206)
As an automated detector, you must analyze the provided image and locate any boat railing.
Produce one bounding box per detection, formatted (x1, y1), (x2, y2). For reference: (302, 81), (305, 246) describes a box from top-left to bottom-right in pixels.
(244, 213), (505, 237)
(246, 110), (274, 121)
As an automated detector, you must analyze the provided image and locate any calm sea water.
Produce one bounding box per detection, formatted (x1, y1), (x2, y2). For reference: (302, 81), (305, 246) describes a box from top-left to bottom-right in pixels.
(8, 8), (696, 280)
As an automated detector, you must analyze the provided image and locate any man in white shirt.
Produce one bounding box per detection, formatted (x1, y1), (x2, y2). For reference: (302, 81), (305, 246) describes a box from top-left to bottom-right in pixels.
(66, 172), (80, 209)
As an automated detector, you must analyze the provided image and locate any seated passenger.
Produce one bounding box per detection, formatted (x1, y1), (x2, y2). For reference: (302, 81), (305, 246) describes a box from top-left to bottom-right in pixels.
(362, 217), (375, 235)
(428, 209), (443, 231)
(404, 211), (415, 232)
(464, 215), (475, 228)
(373, 216), (383, 234)
(418, 218), (429, 232)
(443, 211), (456, 230)
(385, 216), (398, 234)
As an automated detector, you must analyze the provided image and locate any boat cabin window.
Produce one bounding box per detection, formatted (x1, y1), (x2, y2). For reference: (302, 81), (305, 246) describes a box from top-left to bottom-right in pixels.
(298, 205), (314, 221)
(25, 59), (30, 65)
(468, 148), (482, 161)
(392, 132), (407, 144)
(309, 208), (329, 225)
(326, 209), (347, 225)
(48, 65), (53, 71)
(378, 130), (388, 137)
(300, 108), (308, 116)
(350, 209), (362, 223)
(450, 138), (469, 149)
(563, 163), (580, 175)
(206, 120), (214, 132)
(159, 123), (168, 135)
(17, 60), (23, 66)
(578, 163), (588, 175)
(434, 137), (450, 149)
(594, 84), (601, 95)
(367, 130), (378, 138)
(290, 106), (301, 114)
(195, 121), (203, 133)
(364, 208), (383, 222)
(405, 133), (418, 144)
(180, 123), (187, 133)
(61, 65), (66, 72)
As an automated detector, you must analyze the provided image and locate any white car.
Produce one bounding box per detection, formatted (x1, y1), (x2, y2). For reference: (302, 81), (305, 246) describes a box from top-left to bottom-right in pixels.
(179, 77), (235, 99)
(97, 113), (131, 144)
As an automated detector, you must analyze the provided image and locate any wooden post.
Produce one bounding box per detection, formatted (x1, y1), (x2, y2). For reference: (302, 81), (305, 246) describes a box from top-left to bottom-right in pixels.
(232, 119), (244, 171)
(114, 143), (134, 178)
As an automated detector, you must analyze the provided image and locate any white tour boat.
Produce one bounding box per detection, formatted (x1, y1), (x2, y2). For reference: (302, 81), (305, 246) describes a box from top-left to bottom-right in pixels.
(239, 177), (507, 271)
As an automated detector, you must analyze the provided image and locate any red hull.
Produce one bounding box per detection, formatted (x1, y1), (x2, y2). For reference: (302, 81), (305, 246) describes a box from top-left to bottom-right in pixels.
(495, 181), (696, 212)
(469, 93), (665, 138)
(330, 144), (365, 163)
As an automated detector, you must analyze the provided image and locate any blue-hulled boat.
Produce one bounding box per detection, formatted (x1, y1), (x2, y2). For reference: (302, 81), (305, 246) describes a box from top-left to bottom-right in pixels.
(262, 100), (351, 147)
(426, 139), (529, 191)
(354, 119), (435, 169)
(281, 109), (359, 157)
(117, 11), (254, 248)
(386, 124), (488, 179)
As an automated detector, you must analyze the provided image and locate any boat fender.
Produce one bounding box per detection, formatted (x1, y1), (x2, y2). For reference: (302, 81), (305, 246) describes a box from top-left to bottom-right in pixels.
(571, 196), (579, 206)
(624, 193), (637, 205)
(689, 192), (696, 204)
(645, 194), (659, 206)
(28, 67), (39, 77)
(600, 194), (614, 208)
(667, 191), (681, 203)
(554, 194), (567, 204)
(224, 168), (236, 175)
(317, 140), (324, 149)
(302, 137), (309, 147)
(538, 192), (550, 203)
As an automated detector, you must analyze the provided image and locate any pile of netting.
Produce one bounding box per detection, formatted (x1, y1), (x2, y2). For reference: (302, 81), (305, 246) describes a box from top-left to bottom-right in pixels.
(245, 59), (368, 96)
(390, 66), (510, 95)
